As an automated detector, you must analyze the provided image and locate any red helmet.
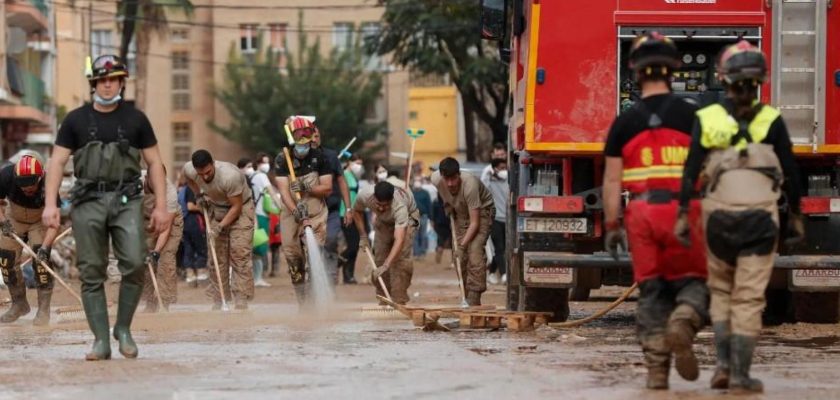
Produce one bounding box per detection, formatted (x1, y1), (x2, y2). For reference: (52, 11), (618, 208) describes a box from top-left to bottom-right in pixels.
(289, 116), (315, 144)
(14, 155), (44, 187)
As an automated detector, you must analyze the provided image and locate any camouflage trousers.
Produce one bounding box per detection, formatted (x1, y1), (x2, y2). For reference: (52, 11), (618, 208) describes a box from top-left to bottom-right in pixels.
(372, 222), (416, 304)
(453, 208), (494, 294)
(206, 202), (255, 305)
(142, 213), (183, 309)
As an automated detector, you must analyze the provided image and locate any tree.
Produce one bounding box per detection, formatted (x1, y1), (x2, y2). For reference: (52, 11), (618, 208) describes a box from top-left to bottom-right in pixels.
(368, 0), (508, 161)
(118, 0), (194, 111)
(210, 26), (384, 155)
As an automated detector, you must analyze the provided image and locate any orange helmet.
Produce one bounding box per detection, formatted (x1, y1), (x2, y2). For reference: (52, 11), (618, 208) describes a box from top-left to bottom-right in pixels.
(14, 155), (44, 187)
(289, 116), (315, 144)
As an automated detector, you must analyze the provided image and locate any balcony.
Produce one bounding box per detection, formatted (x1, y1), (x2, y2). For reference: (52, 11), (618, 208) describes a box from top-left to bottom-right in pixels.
(0, 57), (50, 127)
(5, 0), (49, 33)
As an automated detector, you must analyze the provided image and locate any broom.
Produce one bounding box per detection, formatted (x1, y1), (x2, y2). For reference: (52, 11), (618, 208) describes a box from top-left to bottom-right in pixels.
(450, 216), (469, 308)
(360, 247), (401, 318)
(202, 207), (230, 312)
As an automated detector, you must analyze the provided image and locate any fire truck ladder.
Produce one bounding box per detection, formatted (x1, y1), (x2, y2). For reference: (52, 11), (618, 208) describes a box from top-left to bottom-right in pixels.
(771, 0), (828, 150)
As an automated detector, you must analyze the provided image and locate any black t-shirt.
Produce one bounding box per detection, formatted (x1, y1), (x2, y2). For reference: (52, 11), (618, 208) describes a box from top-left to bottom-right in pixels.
(604, 94), (699, 157)
(0, 164), (48, 209)
(274, 147), (332, 178)
(55, 103), (157, 152)
(321, 146), (344, 211)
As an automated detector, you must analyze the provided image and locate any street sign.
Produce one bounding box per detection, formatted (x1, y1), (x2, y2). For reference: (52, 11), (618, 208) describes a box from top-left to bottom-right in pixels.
(406, 129), (426, 139)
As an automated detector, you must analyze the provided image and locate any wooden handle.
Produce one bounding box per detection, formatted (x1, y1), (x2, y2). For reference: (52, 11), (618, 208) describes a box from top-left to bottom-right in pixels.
(202, 207), (227, 307)
(364, 247), (391, 301)
(11, 232), (82, 305)
(147, 262), (165, 312)
(449, 216), (467, 302)
(282, 147), (302, 202)
(20, 227), (72, 266)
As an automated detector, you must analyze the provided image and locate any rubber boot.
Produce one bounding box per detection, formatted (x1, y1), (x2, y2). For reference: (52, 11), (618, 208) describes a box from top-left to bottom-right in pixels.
(729, 335), (763, 394)
(112, 281), (142, 359)
(32, 288), (53, 326)
(710, 322), (731, 389)
(82, 289), (111, 361)
(643, 335), (670, 390)
(466, 291), (482, 306)
(665, 303), (703, 381)
(0, 279), (30, 323)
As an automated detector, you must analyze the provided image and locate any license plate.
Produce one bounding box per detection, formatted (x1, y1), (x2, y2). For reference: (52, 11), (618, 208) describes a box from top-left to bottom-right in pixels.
(519, 217), (587, 234)
(524, 252), (575, 285)
(791, 269), (840, 288)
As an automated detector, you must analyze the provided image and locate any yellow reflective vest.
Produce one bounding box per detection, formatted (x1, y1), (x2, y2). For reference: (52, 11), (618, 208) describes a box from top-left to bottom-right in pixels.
(697, 103), (780, 150)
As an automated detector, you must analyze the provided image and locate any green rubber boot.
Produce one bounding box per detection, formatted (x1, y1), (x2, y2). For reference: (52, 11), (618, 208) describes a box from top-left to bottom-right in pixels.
(730, 335), (763, 394)
(112, 281), (142, 359)
(82, 289), (111, 361)
(710, 322), (731, 389)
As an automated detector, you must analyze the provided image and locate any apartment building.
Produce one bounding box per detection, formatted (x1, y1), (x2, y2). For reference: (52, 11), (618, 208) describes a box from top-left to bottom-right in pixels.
(55, 0), (411, 175)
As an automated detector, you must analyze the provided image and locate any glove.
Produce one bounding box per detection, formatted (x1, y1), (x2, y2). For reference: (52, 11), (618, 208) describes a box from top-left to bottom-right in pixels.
(785, 212), (805, 246)
(375, 263), (391, 278)
(604, 227), (627, 261)
(290, 180), (311, 194)
(359, 236), (371, 251)
(0, 219), (13, 237)
(208, 224), (227, 240)
(292, 203), (309, 223)
(453, 246), (465, 261)
(673, 209), (691, 248)
(146, 251), (161, 270)
(36, 246), (52, 264)
(196, 194), (210, 210)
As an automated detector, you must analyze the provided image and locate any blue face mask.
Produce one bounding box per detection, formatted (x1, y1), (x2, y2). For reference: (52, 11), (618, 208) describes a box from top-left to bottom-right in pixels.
(93, 93), (122, 106)
(294, 143), (310, 158)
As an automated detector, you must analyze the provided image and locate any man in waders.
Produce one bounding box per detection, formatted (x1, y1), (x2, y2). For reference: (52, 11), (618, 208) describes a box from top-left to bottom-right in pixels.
(602, 33), (709, 390)
(351, 181), (419, 304)
(274, 117), (333, 307)
(42, 55), (172, 360)
(675, 40), (803, 394)
(432, 157), (494, 306)
(0, 155), (60, 325)
(183, 150), (255, 310)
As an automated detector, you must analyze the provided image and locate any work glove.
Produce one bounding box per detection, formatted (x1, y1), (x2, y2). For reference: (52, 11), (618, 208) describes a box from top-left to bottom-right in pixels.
(290, 180), (311, 194)
(359, 236), (371, 251)
(196, 194), (210, 210)
(453, 246), (465, 261)
(785, 212), (806, 246)
(146, 251), (161, 270)
(673, 208), (691, 248)
(36, 246), (52, 265)
(292, 203), (309, 223)
(604, 220), (627, 261)
(0, 219), (13, 237)
(375, 263), (391, 278)
(208, 224), (227, 241)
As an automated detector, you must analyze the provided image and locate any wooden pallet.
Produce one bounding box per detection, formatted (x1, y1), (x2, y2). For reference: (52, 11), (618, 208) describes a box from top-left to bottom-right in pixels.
(377, 296), (551, 332)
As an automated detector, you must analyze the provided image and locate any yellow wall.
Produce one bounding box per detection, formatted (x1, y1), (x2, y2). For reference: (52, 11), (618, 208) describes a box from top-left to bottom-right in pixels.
(407, 86), (458, 175)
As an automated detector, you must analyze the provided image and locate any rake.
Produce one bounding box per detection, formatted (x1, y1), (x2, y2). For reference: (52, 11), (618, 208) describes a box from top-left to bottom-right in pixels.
(359, 247), (401, 318)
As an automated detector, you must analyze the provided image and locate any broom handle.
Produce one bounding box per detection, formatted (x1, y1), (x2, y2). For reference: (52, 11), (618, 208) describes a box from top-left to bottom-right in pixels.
(282, 147), (303, 202)
(202, 207), (228, 307)
(450, 216), (467, 302)
(147, 262), (165, 311)
(364, 247), (391, 301)
(405, 137), (416, 190)
(11, 232), (82, 306)
(20, 227), (72, 266)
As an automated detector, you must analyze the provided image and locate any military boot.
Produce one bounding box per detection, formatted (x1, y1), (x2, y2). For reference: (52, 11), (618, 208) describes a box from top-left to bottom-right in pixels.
(643, 335), (670, 390)
(466, 291), (482, 306)
(0, 274), (30, 323)
(710, 322), (731, 389)
(729, 335), (763, 394)
(32, 288), (53, 326)
(113, 281), (143, 359)
(665, 303), (703, 381)
(82, 289), (111, 361)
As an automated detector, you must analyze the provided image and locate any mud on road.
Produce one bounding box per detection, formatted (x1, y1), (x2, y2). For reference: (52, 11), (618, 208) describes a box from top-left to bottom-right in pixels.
(2, 258), (840, 400)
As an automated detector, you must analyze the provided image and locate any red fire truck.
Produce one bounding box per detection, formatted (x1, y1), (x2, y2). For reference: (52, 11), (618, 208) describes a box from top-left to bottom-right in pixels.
(480, 0), (840, 322)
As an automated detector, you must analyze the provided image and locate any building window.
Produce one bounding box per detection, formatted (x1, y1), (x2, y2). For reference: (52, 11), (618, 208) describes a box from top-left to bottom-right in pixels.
(172, 93), (190, 111)
(91, 29), (113, 59)
(268, 23), (288, 69)
(174, 145), (192, 163)
(172, 74), (189, 91)
(361, 22), (381, 70)
(240, 24), (259, 53)
(172, 51), (189, 70)
(126, 40), (137, 76)
(332, 22), (353, 51)
(173, 122), (191, 142)
(171, 29), (189, 42)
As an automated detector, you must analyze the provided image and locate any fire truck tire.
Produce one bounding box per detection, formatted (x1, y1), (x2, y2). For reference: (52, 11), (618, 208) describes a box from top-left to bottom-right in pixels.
(762, 288), (793, 326)
(570, 288), (591, 302)
(523, 287), (570, 322)
(793, 291), (840, 323)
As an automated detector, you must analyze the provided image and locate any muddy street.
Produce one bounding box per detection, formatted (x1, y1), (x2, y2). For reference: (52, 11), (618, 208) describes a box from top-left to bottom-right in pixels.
(1, 258), (840, 400)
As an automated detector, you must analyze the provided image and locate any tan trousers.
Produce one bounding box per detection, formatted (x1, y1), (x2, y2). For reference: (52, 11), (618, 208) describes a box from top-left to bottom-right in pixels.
(703, 198), (778, 337)
(453, 208), (494, 294)
(0, 203), (46, 288)
(143, 213), (183, 308)
(206, 202), (255, 304)
(279, 199), (327, 285)
(372, 222), (416, 304)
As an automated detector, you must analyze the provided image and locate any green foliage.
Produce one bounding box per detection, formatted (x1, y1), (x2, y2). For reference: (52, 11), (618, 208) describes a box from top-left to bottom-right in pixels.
(211, 27), (384, 154)
(368, 0), (509, 155)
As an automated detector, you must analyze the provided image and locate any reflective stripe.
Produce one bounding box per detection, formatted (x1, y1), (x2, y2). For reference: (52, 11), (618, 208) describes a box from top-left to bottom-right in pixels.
(698, 103), (780, 150)
(622, 164), (685, 182)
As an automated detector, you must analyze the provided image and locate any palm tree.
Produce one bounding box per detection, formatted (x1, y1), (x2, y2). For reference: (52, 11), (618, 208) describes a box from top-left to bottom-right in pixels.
(118, 0), (193, 111)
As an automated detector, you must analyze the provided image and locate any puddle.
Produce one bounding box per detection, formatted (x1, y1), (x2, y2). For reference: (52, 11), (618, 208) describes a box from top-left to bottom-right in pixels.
(769, 336), (840, 348)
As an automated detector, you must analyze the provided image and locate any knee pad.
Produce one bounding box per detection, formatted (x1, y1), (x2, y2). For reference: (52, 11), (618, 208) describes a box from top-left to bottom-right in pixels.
(31, 246), (55, 290)
(0, 249), (17, 285)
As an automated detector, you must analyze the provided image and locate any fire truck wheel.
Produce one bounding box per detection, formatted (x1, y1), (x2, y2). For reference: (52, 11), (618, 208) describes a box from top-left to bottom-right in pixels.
(524, 287), (570, 322)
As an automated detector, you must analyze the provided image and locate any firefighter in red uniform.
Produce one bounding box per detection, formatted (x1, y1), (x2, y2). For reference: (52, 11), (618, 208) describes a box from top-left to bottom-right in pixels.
(603, 33), (709, 390)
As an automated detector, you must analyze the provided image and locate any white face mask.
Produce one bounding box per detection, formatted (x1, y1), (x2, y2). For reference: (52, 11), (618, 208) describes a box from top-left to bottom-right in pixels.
(496, 170), (508, 180)
(244, 167), (255, 177)
(258, 163), (270, 174)
(377, 171), (388, 181)
(350, 163), (364, 178)
(413, 181), (423, 190)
